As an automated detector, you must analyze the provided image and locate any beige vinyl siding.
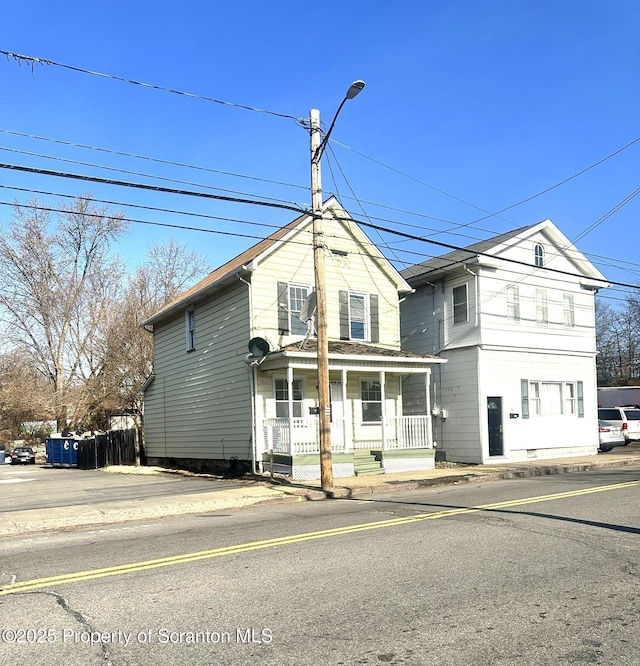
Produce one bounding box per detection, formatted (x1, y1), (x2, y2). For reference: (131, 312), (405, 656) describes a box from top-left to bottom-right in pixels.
(250, 216), (403, 349)
(144, 281), (252, 460)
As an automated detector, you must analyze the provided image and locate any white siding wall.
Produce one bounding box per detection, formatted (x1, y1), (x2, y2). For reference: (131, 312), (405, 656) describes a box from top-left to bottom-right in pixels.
(144, 281), (252, 461)
(479, 265), (596, 353)
(478, 348), (598, 460)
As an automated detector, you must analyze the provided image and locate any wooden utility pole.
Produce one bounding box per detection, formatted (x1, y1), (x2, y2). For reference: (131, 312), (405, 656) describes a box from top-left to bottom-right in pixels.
(309, 81), (365, 493)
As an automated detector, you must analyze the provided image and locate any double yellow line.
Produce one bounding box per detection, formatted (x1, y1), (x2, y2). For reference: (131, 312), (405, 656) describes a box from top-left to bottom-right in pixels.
(2, 479), (638, 596)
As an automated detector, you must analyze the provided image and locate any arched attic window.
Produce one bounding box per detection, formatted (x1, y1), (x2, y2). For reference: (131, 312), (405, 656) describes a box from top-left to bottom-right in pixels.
(534, 244), (544, 267)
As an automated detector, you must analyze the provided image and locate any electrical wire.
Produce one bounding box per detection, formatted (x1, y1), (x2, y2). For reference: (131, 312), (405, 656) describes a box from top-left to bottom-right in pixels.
(0, 50), (302, 122)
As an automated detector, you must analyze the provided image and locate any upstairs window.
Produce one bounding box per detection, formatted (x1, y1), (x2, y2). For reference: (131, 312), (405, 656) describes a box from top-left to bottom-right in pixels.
(507, 285), (520, 321)
(563, 293), (575, 327)
(278, 283), (313, 336)
(349, 293), (367, 340)
(453, 284), (468, 325)
(535, 289), (548, 324)
(185, 307), (196, 352)
(534, 244), (544, 267)
(339, 291), (379, 343)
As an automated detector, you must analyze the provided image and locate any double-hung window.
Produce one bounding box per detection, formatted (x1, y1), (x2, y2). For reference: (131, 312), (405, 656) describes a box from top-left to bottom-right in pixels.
(534, 244), (544, 267)
(339, 291), (379, 343)
(349, 293), (367, 340)
(278, 283), (313, 336)
(453, 284), (468, 325)
(361, 380), (382, 423)
(275, 378), (303, 418)
(535, 289), (548, 324)
(563, 293), (575, 327)
(507, 285), (520, 321)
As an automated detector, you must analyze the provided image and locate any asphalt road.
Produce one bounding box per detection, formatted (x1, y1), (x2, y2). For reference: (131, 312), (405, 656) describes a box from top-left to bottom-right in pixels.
(1, 467), (639, 665)
(0, 463), (243, 511)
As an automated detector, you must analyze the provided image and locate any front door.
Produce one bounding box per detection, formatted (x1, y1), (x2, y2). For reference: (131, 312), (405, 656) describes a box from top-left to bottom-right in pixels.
(330, 382), (345, 449)
(487, 396), (504, 456)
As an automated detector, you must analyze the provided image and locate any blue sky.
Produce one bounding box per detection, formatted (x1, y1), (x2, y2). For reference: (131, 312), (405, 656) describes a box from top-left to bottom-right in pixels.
(1, 1), (639, 310)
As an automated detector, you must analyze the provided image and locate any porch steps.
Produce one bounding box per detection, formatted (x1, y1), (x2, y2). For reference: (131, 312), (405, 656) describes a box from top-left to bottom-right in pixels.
(353, 450), (384, 476)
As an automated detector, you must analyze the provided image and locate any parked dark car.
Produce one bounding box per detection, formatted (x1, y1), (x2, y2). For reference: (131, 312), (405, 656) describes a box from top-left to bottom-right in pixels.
(10, 446), (36, 464)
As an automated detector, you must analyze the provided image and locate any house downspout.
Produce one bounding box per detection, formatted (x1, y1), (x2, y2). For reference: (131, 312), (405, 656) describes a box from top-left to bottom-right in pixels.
(463, 264), (479, 329)
(238, 269), (258, 475)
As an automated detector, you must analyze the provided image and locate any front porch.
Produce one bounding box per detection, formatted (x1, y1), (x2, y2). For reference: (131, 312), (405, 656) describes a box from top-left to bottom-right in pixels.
(250, 340), (445, 480)
(260, 414), (436, 480)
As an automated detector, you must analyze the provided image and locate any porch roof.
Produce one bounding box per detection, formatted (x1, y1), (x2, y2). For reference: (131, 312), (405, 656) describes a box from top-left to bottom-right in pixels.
(257, 340), (446, 374)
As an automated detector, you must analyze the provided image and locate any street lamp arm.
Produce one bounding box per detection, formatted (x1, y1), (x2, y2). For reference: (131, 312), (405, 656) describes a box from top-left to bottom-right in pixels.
(312, 80), (365, 164)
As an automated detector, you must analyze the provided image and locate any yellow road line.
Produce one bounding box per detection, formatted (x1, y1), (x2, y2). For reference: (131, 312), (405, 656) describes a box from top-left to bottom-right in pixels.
(2, 479), (639, 596)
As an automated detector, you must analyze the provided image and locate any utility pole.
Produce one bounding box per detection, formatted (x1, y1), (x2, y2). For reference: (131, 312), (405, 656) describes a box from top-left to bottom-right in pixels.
(309, 81), (365, 493)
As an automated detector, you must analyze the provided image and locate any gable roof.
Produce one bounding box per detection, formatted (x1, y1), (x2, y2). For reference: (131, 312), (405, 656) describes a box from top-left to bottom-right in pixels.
(143, 197), (412, 327)
(401, 219), (609, 286)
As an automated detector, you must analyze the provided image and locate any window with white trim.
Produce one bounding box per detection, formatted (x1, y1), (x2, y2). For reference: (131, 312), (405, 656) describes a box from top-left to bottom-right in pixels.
(565, 382), (576, 415)
(534, 244), (544, 267)
(275, 378), (304, 418)
(507, 285), (520, 321)
(349, 292), (368, 340)
(360, 380), (382, 423)
(563, 293), (575, 327)
(289, 285), (311, 335)
(521, 380), (584, 417)
(535, 289), (548, 324)
(453, 284), (468, 325)
(185, 308), (196, 352)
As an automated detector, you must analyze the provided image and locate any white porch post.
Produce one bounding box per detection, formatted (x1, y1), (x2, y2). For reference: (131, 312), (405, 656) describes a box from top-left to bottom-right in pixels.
(287, 366), (294, 455)
(425, 369), (433, 448)
(342, 369), (348, 451)
(380, 370), (387, 451)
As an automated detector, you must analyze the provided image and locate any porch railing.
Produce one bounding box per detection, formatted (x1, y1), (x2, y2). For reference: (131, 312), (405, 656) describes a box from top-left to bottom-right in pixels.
(262, 415), (431, 455)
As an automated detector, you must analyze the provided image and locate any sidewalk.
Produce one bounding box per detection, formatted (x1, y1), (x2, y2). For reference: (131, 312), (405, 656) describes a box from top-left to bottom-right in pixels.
(2, 447), (640, 537)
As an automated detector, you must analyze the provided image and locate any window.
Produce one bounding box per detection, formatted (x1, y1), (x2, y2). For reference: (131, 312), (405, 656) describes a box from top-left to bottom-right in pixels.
(507, 285), (520, 321)
(361, 380), (382, 422)
(535, 289), (548, 324)
(522, 380), (582, 417)
(534, 244), (544, 267)
(530, 381), (541, 416)
(563, 293), (575, 327)
(565, 382), (576, 415)
(453, 284), (468, 325)
(278, 283), (313, 336)
(275, 378), (303, 418)
(339, 291), (379, 343)
(289, 285), (310, 335)
(185, 308), (196, 351)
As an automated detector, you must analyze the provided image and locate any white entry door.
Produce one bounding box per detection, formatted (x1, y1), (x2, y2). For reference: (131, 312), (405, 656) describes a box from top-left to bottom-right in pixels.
(330, 382), (345, 449)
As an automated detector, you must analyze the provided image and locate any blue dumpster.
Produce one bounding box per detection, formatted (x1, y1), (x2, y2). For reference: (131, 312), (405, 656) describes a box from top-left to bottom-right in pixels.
(46, 438), (78, 466)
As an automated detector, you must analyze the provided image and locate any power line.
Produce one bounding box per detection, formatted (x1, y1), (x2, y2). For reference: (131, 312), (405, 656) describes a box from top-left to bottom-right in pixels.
(0, 128), (311, 193)
(0, 162), (304, 214)
(0, 50), (301, 122)
(0, 145), (302, 209)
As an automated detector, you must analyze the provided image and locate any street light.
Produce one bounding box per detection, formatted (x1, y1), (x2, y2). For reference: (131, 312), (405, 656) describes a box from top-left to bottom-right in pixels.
(309, 80), (365, 492)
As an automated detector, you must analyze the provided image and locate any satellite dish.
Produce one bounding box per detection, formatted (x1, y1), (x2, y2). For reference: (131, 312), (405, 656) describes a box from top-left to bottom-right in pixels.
(248, 337), (270, 358)
(299, 291), (317, 323)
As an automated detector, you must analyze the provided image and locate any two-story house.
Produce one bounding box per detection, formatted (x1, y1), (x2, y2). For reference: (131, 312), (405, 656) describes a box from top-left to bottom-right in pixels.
(400, 219), (609, 464)
(142, 198), (445, 480)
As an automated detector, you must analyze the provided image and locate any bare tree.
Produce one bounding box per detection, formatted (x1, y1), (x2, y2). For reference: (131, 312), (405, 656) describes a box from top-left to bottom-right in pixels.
(0, 195), (127, 429)
(80, 238), (210, 427)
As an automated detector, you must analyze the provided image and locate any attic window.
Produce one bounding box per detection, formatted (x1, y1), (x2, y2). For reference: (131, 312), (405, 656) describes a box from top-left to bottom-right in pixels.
(534, 244), (544, 267)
